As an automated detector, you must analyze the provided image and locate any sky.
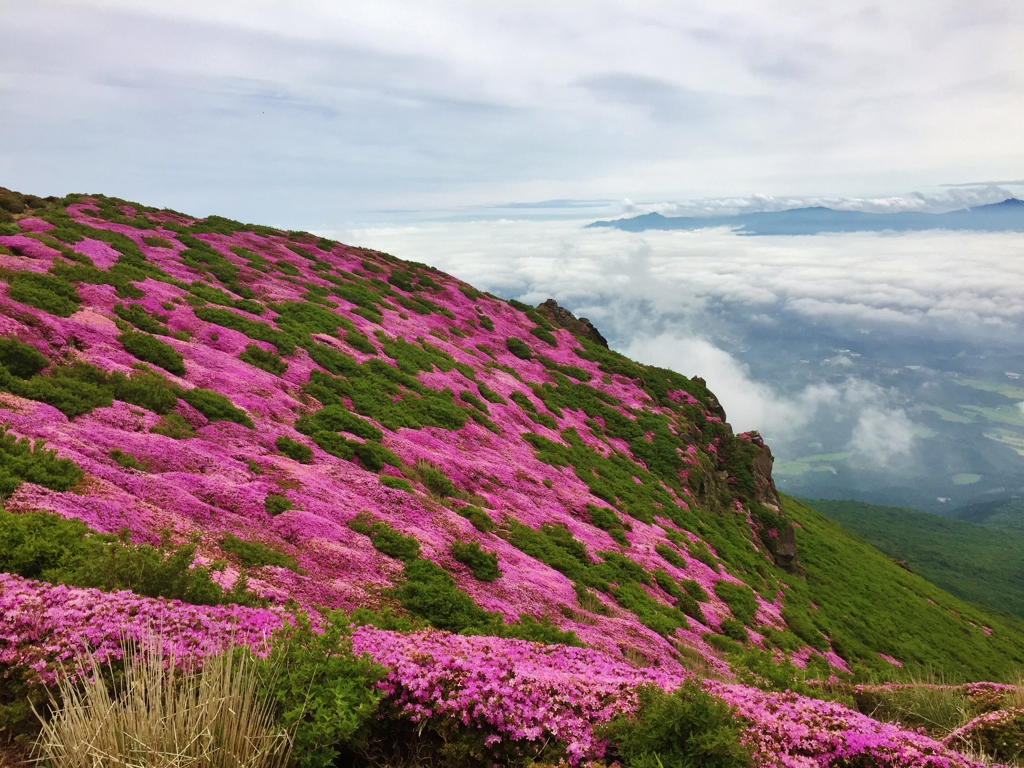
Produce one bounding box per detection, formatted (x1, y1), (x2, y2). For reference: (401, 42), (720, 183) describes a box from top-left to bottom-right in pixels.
(2, 1), (1023, 226)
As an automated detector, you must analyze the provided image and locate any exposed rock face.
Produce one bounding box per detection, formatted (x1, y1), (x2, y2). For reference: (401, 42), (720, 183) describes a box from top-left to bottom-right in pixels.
(537, 299), (608, 348)
(742, 430), (800, 572)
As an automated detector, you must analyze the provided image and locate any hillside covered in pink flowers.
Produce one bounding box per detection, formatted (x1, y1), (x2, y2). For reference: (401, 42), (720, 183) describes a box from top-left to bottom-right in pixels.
(4, 188), (1024, 766)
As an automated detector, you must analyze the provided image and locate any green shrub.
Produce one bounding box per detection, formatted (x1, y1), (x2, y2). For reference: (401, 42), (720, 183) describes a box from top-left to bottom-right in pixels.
(7, 271), (81, 316)
(505, 337), (532, 360)
(0, 426), (83, 497)
(715, 581), (759, 626)
(181, 387), (253, 428)
(256, 613), (384, 768)
(0, 509), (91, 578)
(602, 681), (752, 768)
(295, 405), (382, 441)
(476, 383), (506, 404)
(497, 614), (583, 647)
(588, 504), (630, 546)
(276, 435), (314, 463)
(380, 474), (413, 492)
(681, 578), (709, 602)
(220, 533), (299, 571)
(239, 343), (287, 375)
(458, 390), (489, 413)
(416, 462), (456, 497)
(150, 413), (194, 439)
(15, 362), (114, 417)
(689, 539), (719, 569)
(275, 259), (301, 276)
(457, 504), (495, 533)
(141, 235), (173, 248)
(451, 541), (501, 581)
(108, 366), (181, 414)
(119, 331), (185, 375)
(529, 326), (557, 346)
(656, 543), (688, 569)
(265, 494), (293, 516)
(109, 448), (146, 471)
(351, 440), (401, 472)
(0, 337), (48, 378)
(0, 511), (253, 606)
(612, 582), (689, 637)
(720, 618), (749, 643)
(477, 314), (495, 331)
(348, 512), (421, 561)
(310, 430), (354, 460)
(113, 303), (170, 335)
(396, 558), (494, 633)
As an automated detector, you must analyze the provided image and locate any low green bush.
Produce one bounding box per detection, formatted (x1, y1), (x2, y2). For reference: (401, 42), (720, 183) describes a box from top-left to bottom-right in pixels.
(715, 581), (759, 626)
(380, 474), (413, 492)
(0, 337), (48, 378)
(681, 578), (709, 602)
(415, 462), (456, 497)
(720, 618), (749, 643)
(0, 426), (83, 497)
(150, 413), (194, 439)
(239, 343), (287, 375)
(295, 404), (382, 441)
(348, 512), (421, 561)
(505, 337), (532, 360)
(181, 387), (253, 428)
(612, 582), (689, 637)
(656, 543), (688, 569)
(220, 533), (299, 571)
(451, 541), (501, 581)
(265, 494), (293, 516)
(457, 504), (495, 533)
(476, 383), (506, 404)
(396, 558), (493, 633)
(602, 681), (752, 768)
(6, 271), (81, 317)
(113, 303), (170, 335)
(256, 613), (385, 768)
(109, 448), (146, 471)
(529, 326), (557, 347)
(276, 435), (314, 464)
(0, 511), (254, 606)
(119, 331), (185, 376)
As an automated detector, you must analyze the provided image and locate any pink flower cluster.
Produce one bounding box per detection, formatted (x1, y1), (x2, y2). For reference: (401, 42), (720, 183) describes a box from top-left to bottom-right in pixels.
(0, 573), (285, 680)
(0, 573), (989, 767)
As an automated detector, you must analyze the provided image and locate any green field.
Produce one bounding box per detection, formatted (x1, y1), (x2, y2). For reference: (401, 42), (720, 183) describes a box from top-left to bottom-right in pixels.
(800, 497), (1024, 621)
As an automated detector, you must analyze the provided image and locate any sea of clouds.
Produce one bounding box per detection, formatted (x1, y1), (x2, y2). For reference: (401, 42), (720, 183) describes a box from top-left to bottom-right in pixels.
(333, 219), (1024, 470)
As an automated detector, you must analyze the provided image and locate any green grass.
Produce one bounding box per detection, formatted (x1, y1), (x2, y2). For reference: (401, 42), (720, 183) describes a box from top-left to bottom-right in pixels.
(800, 497), (1024, 621)
(782, 495), (1024, 680)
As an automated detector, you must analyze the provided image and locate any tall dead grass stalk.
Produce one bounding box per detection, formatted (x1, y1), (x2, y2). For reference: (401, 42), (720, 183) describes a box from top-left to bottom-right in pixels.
(32, 637), (291, 768)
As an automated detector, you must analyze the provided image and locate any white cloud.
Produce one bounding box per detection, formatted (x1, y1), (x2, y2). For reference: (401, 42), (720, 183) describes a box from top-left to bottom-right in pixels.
(848, 407), (916, 466)
(622, 334), (803, 434)
(345, 220), (1024, 334)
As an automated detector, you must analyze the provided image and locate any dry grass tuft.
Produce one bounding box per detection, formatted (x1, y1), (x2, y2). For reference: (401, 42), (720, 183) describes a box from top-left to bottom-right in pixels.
(33, 638), (290, 768)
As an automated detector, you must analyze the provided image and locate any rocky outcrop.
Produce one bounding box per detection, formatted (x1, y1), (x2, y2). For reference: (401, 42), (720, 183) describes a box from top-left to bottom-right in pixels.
(742, 430), (800, 572)
(537, 299), (608, 348)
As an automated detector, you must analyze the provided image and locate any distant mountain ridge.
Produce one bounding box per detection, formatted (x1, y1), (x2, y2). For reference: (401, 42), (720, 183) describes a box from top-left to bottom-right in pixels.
(588, 198), (1024, 235)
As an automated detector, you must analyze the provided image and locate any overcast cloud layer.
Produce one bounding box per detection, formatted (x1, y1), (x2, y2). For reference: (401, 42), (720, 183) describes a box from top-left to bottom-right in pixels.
(2, 1), (1023, 224)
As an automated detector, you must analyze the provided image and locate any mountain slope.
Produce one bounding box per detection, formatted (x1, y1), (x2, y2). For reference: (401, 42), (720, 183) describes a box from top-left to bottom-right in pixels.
(803, 497), (1024, 620)
(3, 189), (1024, 764)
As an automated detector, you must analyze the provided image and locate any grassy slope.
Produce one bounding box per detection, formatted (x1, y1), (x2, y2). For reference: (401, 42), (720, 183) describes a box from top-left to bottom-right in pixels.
(781, 495), (1024, 681)
(801, 497), (1024, 619)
